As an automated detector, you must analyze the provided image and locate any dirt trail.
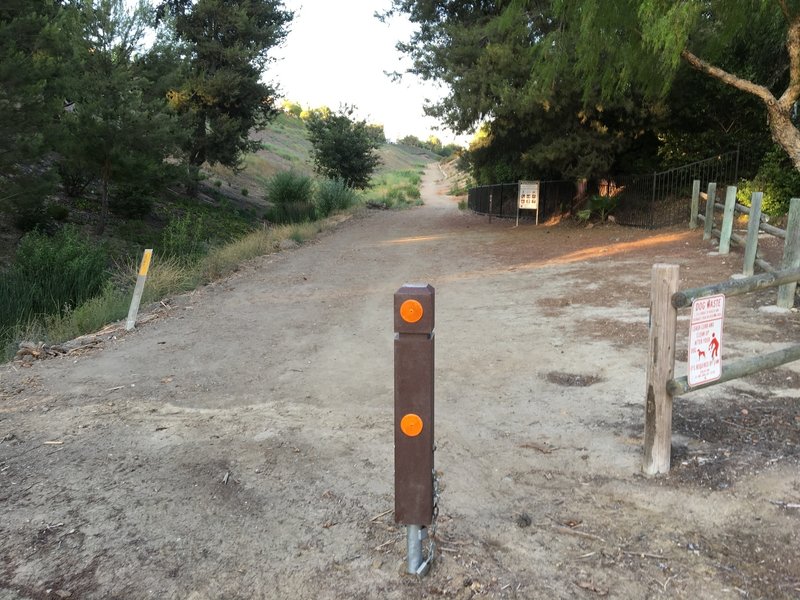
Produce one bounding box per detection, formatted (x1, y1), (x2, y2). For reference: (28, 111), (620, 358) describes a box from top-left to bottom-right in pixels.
(1, 165), (799, 599)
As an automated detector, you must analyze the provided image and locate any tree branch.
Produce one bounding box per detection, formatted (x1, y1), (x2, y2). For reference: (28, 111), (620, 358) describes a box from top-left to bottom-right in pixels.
(778, 15), (800, 109)
(777, 0), (791, 22)
(680, 49), (777, 106)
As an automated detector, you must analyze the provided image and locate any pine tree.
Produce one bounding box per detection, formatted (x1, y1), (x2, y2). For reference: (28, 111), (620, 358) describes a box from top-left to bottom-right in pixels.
(162, 0), (292, 188)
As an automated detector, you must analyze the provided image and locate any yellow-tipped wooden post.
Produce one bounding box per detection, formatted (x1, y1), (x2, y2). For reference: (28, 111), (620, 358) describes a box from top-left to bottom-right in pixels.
(126, 248), (153, 331)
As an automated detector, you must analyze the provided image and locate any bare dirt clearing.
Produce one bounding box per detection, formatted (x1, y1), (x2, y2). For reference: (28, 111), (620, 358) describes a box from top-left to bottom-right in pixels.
(1, 166), (799, 599)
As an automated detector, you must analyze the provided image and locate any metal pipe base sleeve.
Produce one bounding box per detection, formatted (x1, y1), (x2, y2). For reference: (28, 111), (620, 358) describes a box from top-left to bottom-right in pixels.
(406, 525), (431, 576)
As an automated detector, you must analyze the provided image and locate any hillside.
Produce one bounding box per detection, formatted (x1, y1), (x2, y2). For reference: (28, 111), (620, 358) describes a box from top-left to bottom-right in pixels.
(202, 113), (439, 213)
(0, 113), (440, 267)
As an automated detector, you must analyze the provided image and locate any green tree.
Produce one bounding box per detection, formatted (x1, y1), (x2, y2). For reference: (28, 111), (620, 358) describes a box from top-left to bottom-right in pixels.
(366, 123), (387, 146)
(398, 134), (424, 148)
(0, 0), (70, 229)
(162, 0), (292, 186)
(538, 1), (798, 169)
(57, 0), (179, 233)
(305, 106), (382, 189)
(385, 1), (796, 185)
(384, 1), (664, 182)
(281, 99), (303, 118)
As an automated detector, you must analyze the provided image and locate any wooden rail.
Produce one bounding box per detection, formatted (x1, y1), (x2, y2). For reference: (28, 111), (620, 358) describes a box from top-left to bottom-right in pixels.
(690, 183), (800, 308)
(642, 263), (800, 475)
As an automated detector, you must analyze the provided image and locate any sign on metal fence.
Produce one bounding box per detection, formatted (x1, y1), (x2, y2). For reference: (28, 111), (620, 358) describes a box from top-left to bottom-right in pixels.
(687, 294), (724, 387)
(517, 180), (540, 226)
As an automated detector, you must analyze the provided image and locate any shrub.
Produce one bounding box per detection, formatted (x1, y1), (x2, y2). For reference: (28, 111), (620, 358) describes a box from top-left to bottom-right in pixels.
(737, 147), (800, 216)
(384, 188), (407, 207)
(110, 182), (156, 218)
(46, 203), (70, 222)
(241, 188), (249, 196)
(402, 184), (421, 200)
(578, 195), (618, 222)
(315, 178), (359, 217)
(400, 170), (422, 186)
(161, 211), (208, 262)
(265, 171), (315, 223)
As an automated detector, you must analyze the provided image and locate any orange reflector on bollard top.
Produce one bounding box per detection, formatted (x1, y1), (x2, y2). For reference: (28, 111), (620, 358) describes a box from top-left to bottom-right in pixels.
(400, 299), (424, 323)
(400, 413), (423, 437)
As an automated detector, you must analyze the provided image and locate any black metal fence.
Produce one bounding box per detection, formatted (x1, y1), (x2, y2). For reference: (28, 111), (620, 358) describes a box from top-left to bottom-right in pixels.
(613, 150), (741, 228)
(467, 180), (576, 221)
(467, 149), (742, 229)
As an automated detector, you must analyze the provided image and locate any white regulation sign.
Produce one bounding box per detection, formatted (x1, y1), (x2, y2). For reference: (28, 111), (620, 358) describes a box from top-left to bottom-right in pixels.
(518, 181), (540, 210)
(687, 293), (724, 387)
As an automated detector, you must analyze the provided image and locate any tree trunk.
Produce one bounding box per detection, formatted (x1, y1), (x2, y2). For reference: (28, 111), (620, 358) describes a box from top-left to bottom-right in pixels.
(766, 102), (800, 171)
(681, 11), (800, 171)
(97, 164), (110, 235)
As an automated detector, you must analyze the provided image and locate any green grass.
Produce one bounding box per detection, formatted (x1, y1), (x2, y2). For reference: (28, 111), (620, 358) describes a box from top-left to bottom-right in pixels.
(365, 170), (426, 208)
(1, 217), (343, 362)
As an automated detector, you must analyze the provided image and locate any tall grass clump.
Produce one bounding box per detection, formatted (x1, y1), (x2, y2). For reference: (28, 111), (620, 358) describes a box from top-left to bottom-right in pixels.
(0, 226), (110, 357)
(315, 178), (359, 218)
(40, 283), (130, 344)
(161, 210), (209, 262)
(366, 169), (424, 208)
(200, 226), (278, 281)
(265, 171), (315, 223)
(0, 226), (109, 331)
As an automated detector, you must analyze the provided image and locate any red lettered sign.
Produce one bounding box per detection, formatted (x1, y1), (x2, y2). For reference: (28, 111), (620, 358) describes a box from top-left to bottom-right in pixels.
(688, 294), (724, 387)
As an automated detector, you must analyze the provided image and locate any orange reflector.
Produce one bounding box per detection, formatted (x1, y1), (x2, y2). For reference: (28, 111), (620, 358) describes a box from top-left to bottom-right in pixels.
(400, 413), (423, 437)
(400, 299), (424, 323)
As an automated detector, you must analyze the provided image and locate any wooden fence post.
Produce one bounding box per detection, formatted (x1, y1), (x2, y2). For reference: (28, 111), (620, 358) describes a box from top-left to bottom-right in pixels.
(703, 182), (717, 241)
(718, 186), (737, 254)
(742, 192), (763, 277)
(643, 264), (680, 476)
(689, 179), (701, 229)
(777, 198), (800, 308)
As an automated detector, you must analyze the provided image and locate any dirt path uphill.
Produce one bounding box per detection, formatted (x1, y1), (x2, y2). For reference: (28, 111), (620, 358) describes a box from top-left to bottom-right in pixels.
(1, 165), (799, 599)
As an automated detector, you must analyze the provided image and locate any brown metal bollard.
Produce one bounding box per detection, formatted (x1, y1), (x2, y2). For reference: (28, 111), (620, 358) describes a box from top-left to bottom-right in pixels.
(394, 284), (435, 575)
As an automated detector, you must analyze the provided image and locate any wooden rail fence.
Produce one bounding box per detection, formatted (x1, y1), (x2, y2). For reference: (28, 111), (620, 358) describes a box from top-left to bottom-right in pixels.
(643, 263), (800, 475)
(689, 181), (800, 308)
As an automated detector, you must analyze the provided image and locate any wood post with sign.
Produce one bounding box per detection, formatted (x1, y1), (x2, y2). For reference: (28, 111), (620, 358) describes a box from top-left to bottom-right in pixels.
(643, 264), (679, 476)
(516, 181), (541, 226)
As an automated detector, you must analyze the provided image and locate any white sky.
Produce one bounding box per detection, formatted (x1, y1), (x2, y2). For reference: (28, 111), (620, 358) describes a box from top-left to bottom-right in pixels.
(268, 0), (468, 145)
